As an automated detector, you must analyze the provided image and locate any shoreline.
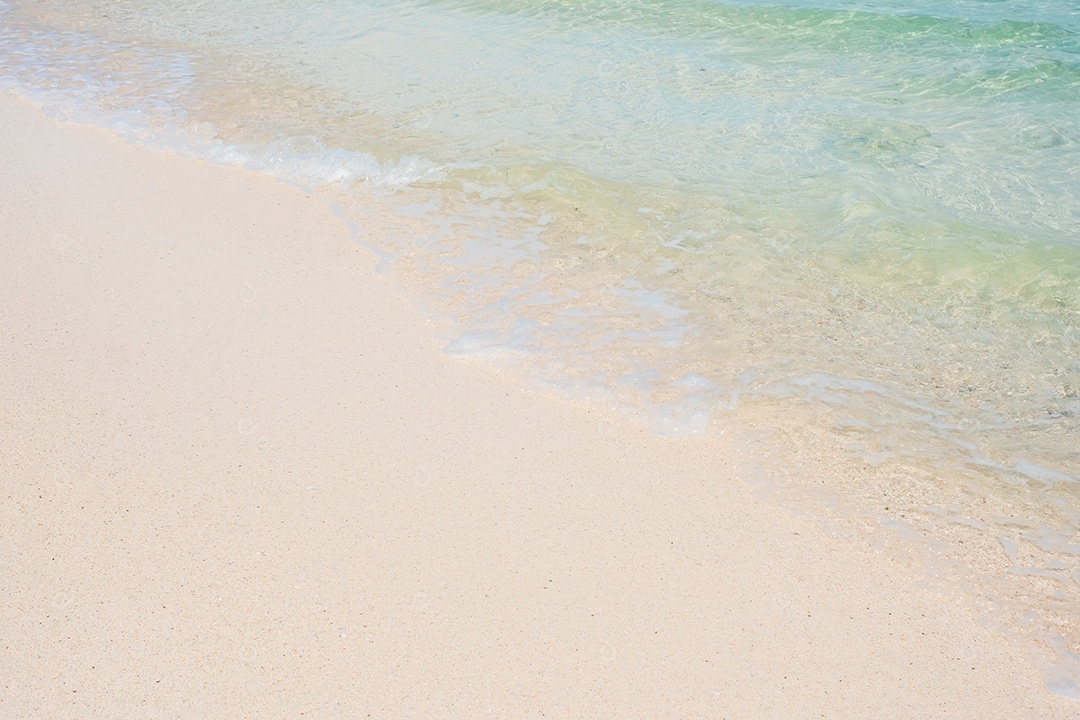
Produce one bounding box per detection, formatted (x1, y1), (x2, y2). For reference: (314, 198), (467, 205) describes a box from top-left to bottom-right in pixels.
(0, 92), (1073, 717)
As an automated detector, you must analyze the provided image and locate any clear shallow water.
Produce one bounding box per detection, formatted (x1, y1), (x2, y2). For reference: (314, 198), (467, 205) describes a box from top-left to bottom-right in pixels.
(2, 0), (1079, 693)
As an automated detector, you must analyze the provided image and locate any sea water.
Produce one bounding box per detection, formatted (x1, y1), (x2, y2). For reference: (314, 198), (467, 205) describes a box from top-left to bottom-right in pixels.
(2, 0), (1078, 694)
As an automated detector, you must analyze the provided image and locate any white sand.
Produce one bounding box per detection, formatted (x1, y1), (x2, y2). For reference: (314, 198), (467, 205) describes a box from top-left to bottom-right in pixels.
(0, 92), (1072, 718)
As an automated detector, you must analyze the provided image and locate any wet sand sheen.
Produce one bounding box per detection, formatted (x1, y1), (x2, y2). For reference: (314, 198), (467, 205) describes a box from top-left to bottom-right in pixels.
(0, 94), (1073, 717)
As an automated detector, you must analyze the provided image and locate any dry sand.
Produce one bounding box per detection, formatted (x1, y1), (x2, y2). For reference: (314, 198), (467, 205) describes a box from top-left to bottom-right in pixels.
(0, 92), (1073, 718)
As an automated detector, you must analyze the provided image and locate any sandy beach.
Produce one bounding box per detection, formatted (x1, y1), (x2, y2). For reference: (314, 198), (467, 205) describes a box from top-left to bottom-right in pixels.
(0, 92), (1072, 718)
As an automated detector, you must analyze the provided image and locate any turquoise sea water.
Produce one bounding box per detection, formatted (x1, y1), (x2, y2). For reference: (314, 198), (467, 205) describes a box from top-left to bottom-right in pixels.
(2, 0), (1079, 693)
